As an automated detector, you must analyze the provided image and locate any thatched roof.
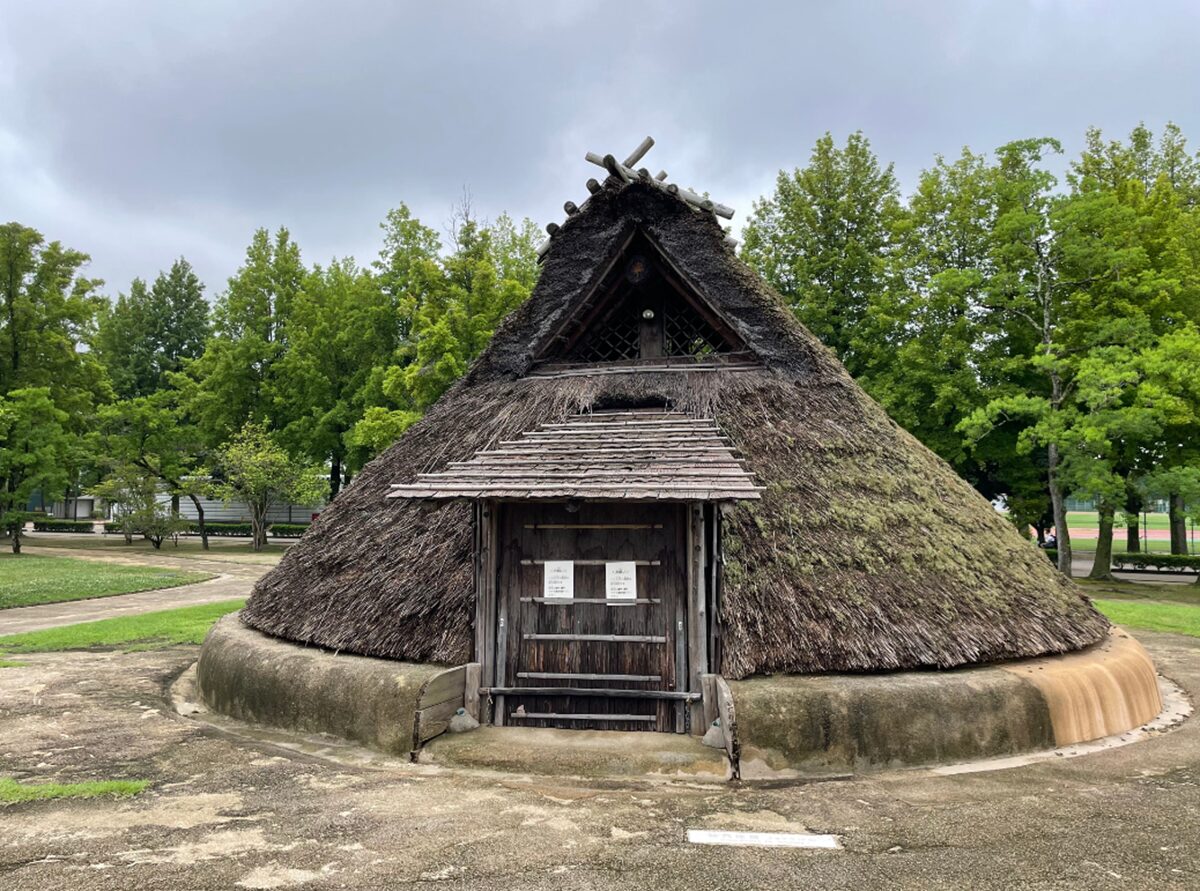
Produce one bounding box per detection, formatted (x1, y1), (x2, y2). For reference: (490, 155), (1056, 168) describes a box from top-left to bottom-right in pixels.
(242, 179), (1108, 679)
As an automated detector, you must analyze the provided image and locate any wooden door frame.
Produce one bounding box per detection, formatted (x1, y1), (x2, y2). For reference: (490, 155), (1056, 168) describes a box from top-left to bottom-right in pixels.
(473, 498), (720, 733)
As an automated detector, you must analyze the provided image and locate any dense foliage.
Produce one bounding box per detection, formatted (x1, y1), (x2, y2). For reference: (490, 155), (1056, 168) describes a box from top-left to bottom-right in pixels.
(0, 202), (541, 551)
(743, 124), (1200, 578)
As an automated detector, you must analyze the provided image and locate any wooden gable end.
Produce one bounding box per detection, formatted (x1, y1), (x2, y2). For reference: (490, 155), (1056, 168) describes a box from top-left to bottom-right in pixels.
(533, 230), (753, 369)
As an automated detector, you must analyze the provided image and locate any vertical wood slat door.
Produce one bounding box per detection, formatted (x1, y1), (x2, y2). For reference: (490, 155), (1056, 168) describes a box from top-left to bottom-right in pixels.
(498, 502), (685, 731)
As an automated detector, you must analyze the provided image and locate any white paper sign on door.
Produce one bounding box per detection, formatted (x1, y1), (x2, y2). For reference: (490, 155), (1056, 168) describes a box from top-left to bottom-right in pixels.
(542, 561), (574, 600)
(605, 561), (637, 600)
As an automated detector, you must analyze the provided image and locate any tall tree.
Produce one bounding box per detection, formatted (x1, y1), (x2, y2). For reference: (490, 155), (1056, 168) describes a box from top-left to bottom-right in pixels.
(275, 258), (393, 497)
(184, 228), (303, 445)
(98, 392), (215, 548)
(0, 388), (71, 553)
(742, 131), (902, 377)
(95, 278), (157, 399)
(0, 222), (108, 418)
(349, 206), (540, 455)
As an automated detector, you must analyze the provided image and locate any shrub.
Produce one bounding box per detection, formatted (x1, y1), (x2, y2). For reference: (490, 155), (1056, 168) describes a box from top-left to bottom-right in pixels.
(183, 522), (253, 537)
(32, 520), (95, 533)
(268, 523), (309, 538)
(1113, 553), (1200, 573)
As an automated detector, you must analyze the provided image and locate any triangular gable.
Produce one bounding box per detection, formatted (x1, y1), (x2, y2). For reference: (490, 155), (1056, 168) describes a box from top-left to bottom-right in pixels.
(533, 229), (752, 366)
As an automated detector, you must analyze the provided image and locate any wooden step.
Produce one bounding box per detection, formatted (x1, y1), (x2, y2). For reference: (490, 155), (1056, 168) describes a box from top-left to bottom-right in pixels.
(508, 712), (657, 723)
(485, 686), (700, 701)
(517, 672), (662, 682)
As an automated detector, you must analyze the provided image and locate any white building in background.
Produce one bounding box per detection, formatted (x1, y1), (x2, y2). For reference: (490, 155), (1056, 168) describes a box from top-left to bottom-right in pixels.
(166, 494), (323, 525)
(47, 493), (324, 525)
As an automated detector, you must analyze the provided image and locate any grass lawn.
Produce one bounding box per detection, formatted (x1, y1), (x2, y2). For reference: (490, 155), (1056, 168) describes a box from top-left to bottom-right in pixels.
(0, 777), (148, 804)
(1093, 599), (1200, 638)
(0, 554), (214, 610)
(23, 534), (288, 565)
(0, 598), (245, 655)
(1076, 577), (1200, 639)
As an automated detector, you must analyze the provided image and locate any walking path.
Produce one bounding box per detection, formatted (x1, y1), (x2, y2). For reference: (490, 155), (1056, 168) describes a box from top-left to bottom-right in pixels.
(0, 543), (277, 636)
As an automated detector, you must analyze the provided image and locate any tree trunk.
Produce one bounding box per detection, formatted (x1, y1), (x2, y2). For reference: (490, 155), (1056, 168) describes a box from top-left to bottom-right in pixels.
(330, 454), (341, 499)
(1169, 492), (1187, 555)
(250, 501), (268, 552)
(10, 522), (21, 554)
(1048, 443), (1072, 576)
(1088, 504), (1115, 580)
(1125, 490), (1142, 553)
(171, 493), (180, 517)
(188, 494), (209, 551)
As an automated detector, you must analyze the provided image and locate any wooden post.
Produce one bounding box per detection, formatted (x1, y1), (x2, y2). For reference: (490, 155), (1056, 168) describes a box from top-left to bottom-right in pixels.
(490, 501), (507, 726)
(464, 662), (481, 721)
(475, 500), (500, 725)
(688, 503), (709, 732)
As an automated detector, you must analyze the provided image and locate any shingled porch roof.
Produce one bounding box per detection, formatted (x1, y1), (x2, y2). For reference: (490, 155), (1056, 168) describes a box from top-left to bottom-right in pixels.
(387, 410), (762, 502)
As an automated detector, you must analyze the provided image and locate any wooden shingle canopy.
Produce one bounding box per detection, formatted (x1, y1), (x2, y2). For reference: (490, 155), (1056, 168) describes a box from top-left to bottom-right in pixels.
(388, 410), (762, 502)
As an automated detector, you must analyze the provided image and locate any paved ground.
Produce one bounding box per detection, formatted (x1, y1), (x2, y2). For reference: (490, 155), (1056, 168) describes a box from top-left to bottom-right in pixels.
(0, 543), (277, 635)
(0, 631), (1197, 890)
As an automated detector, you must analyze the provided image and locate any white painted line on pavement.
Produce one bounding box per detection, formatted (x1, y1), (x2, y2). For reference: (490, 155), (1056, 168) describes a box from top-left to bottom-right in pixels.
(686, 829), (842, 849)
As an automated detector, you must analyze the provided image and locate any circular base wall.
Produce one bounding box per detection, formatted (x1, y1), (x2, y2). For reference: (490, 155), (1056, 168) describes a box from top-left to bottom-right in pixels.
(196, 615), (1166, 776)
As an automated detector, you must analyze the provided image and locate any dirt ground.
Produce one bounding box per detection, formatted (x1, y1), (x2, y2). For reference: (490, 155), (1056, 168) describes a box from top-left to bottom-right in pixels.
(1, 632), (1198, 891)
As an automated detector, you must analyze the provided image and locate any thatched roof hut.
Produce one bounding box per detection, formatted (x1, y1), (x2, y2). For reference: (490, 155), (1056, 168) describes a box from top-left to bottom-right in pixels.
(243, 175), (1107, 690)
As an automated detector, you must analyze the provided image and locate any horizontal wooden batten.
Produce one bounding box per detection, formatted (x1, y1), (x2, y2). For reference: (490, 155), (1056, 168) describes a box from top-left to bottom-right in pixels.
(509, 712), (658, 723)
(517, 672), (662, 682)
(523, 633), (667, 643)
(522, 523), (664, 530)
(519, 558), (661, 566)
(484, 686), (701, 701)
(519, 597), (660, 605)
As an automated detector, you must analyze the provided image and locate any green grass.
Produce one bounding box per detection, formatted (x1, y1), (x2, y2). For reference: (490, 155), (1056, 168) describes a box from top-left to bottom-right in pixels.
(0, 599), (245, 655)
(0, 659), (26, 668)
(1094, 599), (1200, 638)
(24, 534), (288, 565)
(0, 554), (214, 609)
(0, 776), (148, 804)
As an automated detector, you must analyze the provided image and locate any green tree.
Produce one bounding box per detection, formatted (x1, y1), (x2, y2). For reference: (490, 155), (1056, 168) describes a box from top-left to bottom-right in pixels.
(741, 132), (902, 376)
(96, 260), (209, 400)
(349, 207), (540, 452)
(275, 258), (394, 497)
(214, 422), (325, 551)
(98, 392), (214, 548)
(185, 228), (303, 445)
(0, 222), (108, 419)
(95, 278), (157, 399)
(0, 388), (71, 553)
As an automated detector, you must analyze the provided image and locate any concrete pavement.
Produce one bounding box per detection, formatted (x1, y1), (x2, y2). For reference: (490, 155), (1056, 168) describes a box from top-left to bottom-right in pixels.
(0, 631), (1196, 889)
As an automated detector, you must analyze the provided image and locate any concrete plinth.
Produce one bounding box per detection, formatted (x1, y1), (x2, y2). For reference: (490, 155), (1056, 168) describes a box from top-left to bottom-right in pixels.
(732, 628), (1163, 778)
(197, 615), (1166, 779)
(197, 613), (440, 756)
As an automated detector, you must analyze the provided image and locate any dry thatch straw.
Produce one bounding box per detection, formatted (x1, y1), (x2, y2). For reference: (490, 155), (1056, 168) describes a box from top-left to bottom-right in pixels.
(243, 179), (1108, 678)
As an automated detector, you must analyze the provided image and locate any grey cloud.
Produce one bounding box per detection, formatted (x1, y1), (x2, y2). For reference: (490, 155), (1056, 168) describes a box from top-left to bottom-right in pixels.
(2, 0), (1198, 295)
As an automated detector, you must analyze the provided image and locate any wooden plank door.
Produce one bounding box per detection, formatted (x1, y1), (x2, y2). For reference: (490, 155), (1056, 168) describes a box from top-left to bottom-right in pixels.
(497, 501), (686, 731)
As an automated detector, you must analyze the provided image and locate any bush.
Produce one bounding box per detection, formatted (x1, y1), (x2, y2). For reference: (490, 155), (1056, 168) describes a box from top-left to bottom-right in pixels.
(32, 520), (96, 533)
(1113, 553), (1200, 573)
(183, 522), (254, 537)
(268, 523), (309, 538)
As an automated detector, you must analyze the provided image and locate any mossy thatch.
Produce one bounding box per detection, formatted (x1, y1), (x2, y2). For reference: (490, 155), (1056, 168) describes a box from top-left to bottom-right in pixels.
(242, 179), (1108, 678)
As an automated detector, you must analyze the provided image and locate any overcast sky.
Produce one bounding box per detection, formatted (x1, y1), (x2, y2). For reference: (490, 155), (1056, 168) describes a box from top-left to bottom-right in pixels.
(3, 1), (1198, 298)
